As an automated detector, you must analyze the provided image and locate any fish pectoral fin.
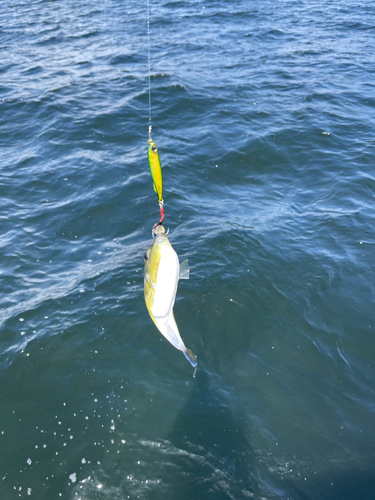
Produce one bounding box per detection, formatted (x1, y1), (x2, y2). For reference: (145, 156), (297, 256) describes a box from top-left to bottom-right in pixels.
(179, 259), (190, 280)
(145, 273), (156, 300)
(145, 272), (154, 287)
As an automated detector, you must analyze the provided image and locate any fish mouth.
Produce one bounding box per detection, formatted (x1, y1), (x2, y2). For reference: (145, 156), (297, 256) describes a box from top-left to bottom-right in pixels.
(152, 225), (168, 237)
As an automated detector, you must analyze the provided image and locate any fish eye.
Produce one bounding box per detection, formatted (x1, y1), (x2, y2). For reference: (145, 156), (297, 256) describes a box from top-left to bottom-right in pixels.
(152, 146), (157, 152)
(144, 253), (148, 261)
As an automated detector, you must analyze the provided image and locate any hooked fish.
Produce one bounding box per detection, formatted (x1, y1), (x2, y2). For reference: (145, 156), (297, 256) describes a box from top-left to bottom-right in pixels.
(144, 225), (197, 367)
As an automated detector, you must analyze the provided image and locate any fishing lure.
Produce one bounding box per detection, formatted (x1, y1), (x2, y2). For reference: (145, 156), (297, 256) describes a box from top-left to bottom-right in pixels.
(148, 139), (163, 204)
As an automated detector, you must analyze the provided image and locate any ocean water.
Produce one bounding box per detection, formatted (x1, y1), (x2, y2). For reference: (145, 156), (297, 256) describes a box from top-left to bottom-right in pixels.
(1, 0), (375, 498)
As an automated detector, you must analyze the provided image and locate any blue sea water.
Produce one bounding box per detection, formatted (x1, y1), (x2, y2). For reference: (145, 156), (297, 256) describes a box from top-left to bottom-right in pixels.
(1, 0), (375, 498)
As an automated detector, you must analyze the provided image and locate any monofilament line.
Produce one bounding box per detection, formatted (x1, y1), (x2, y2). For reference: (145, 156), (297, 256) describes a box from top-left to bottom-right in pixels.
(146, 0), (152, 138)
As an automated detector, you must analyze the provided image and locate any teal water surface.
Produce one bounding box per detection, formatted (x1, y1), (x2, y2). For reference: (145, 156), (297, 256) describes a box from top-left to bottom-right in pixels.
(1, 0), (375, 499)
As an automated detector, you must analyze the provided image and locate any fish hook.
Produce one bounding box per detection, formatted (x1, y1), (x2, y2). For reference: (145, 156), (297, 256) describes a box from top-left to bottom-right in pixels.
(152, 199), (164, 233)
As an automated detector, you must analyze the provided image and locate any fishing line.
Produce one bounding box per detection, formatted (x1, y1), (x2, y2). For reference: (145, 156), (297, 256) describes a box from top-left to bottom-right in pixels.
(146, 0), (152, 140)
(146, 0), (164, 229)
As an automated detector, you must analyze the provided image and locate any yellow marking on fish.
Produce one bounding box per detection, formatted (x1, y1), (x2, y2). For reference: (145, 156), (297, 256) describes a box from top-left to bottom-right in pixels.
(144, 242), (164, 324)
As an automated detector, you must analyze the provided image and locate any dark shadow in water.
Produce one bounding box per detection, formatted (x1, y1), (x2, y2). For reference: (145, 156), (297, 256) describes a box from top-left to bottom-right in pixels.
(283, 467), (375, 500)
(154, 366), (258, 500)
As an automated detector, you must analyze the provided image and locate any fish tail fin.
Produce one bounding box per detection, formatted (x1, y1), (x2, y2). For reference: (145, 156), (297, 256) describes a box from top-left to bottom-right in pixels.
(183, 347), (197, 368)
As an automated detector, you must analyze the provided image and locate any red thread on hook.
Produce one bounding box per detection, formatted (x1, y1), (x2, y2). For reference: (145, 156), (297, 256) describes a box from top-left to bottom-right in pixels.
(153, 204), (165, 230)
(159, 206), (164, 225)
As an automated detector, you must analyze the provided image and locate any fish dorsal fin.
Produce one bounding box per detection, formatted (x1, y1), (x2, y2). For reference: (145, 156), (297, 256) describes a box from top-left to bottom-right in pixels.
(179, 259), (190, 279)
